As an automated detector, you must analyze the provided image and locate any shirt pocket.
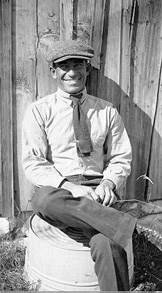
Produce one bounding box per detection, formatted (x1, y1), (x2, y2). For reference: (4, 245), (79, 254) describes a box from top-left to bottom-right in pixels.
(91, 135), (106, 151)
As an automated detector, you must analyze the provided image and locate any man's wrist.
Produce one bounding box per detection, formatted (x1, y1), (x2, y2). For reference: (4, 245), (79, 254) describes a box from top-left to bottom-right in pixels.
(101, 179), (116, 191)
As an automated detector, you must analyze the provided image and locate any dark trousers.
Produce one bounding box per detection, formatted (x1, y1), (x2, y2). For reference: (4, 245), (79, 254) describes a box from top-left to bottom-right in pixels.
(31, 176), (136, 291)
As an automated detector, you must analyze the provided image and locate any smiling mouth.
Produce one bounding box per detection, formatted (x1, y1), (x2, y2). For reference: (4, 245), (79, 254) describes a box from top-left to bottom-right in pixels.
(64, 77), (82, 82)
(64, 80), (80, 82)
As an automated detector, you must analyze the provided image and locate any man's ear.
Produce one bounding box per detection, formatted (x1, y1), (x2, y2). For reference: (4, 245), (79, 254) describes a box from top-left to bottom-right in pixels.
(50, 66), (57, 79)
(85, 62), (92, 76)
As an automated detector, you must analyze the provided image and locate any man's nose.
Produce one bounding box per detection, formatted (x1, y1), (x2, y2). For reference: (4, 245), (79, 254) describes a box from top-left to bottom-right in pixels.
(68, 67), (77, 76)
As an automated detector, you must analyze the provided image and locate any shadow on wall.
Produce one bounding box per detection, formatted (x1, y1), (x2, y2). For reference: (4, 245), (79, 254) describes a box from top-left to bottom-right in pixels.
(86, 0), (162, 200)
(87, 68), (161, 201)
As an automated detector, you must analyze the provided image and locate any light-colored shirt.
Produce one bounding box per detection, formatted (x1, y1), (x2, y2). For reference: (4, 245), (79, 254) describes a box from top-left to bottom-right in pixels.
(22, 88), (132, 190)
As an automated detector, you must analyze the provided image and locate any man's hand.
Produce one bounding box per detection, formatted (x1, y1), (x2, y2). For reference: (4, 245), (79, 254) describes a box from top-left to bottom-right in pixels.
(61, 180), (99, 201)
(95, 179), (117, 206)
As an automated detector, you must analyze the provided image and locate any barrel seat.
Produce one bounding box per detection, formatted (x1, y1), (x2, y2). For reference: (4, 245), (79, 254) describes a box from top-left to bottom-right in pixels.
(25, 214), (134, 291)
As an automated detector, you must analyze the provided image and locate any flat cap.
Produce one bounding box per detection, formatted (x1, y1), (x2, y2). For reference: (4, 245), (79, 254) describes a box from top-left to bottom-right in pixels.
(39, 34), (94, 63)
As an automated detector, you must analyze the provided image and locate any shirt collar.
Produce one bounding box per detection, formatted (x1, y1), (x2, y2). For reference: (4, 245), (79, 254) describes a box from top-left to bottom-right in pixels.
(56, 87), (87, 106)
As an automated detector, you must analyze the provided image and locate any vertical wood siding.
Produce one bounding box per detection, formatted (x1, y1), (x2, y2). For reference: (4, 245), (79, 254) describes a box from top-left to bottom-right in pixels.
(14, 0), (37, 213)
(0, 0), (14, 216)
(0, 0), (162, 215)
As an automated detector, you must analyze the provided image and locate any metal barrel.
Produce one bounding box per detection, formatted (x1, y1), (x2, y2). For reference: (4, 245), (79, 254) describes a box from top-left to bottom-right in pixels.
(24, 214), (134, 291)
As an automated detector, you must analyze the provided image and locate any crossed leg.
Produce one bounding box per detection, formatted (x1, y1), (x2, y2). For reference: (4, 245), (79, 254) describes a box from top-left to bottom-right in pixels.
(32, 186), (135, 290)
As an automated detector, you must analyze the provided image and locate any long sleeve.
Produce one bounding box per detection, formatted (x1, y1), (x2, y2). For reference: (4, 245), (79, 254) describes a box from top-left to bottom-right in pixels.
(102, 108), (132, 189)
(22, 104), (65, 188)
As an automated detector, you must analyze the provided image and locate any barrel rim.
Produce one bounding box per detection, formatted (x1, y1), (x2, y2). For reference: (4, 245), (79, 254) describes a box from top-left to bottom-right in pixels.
(29, 214), (91, 251)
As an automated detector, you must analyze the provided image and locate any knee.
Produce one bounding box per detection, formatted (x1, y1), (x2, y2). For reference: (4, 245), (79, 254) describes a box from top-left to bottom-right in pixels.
(32, 186), (51, 211)
(91, 233), (108, 248)
(31, 186), (72, 214)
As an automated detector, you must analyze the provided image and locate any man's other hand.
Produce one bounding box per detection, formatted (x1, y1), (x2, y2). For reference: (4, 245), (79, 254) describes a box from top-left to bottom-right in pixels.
(95, 179), (117, 206)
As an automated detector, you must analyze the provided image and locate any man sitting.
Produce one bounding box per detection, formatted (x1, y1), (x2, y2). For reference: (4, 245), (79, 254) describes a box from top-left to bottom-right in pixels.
(22, 37), (137, 291)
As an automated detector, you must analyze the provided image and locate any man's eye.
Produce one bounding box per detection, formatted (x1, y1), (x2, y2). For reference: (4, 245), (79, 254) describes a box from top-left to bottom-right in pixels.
(75, 63), (84, 68)
(60, 64), (68, 70)
(59, 63), (84, 70)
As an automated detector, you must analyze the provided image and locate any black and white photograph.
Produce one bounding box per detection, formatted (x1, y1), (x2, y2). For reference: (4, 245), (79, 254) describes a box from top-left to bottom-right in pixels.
(0, 0), (162, 291)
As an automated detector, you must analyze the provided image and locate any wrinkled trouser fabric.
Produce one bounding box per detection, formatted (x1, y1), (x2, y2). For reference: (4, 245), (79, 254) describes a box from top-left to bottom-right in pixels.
(31, 176), (136, 291)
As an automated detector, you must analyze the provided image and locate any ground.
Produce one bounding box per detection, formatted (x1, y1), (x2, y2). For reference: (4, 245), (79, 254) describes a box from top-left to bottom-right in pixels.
(132, 229), (162, 291)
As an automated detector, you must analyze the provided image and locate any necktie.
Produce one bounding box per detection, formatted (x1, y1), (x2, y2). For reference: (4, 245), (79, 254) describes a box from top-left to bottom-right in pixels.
(71, 94), (93, 157)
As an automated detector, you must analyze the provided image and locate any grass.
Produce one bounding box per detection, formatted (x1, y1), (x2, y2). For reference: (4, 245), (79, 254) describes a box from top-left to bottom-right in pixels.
(0, 226), (162, 291)
(0, 234), (31, 291)
(132, 229), (162, 291)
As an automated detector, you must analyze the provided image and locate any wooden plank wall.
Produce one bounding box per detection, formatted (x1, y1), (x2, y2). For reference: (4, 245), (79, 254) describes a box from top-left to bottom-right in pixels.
(0, 0), (162, 216)
(0, 0), (14, 216)
(14, 0), (37, 213)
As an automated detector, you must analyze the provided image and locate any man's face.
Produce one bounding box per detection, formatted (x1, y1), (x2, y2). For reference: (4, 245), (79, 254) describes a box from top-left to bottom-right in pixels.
(52, 58), (90, 94)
